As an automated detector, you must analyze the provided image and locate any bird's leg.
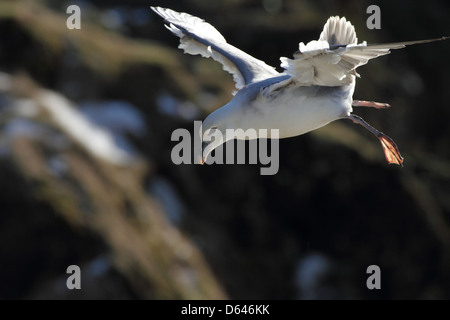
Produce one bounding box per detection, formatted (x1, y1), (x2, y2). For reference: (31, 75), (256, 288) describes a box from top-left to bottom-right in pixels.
(346, 114), (404, 166)
(352, 100), (391, 109)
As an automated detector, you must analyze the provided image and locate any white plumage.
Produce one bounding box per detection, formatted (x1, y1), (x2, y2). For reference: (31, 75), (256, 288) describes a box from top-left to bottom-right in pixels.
(152, 6), (278, 92)
(152, 6), (448, 165)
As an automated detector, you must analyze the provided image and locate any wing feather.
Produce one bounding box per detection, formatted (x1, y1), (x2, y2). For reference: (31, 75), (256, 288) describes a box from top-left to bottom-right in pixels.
(281, 15), (448, 86)
(152, 7), (279, 92)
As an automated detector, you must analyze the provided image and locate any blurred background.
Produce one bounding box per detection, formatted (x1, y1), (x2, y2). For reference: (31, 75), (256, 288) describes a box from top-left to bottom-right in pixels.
(0, 0), (449, 299)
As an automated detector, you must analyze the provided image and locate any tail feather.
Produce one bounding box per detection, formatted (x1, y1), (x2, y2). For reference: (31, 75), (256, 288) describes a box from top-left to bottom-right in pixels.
(319, 16), (357, 45)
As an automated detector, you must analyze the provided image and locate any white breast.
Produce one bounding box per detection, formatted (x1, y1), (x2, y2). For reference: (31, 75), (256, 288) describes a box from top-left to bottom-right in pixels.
(229, 81), (354, 139)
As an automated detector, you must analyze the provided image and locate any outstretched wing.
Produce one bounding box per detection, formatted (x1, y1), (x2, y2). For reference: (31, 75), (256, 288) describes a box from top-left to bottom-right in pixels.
(280, 16), (448, 86)
(151, 7), (279, 92)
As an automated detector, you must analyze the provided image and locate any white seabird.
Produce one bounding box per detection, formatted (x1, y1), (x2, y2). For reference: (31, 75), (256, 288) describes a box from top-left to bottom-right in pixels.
(152, 6), (448, 166)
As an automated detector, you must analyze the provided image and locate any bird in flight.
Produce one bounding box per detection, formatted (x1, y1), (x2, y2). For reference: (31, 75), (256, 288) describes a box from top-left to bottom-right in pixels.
(151, 6), (448, 166)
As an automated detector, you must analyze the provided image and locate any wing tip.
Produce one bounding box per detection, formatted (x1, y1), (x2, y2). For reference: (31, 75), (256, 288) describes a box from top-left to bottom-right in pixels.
(150, 6), (180, 23)
(150, 6), (169, 21)
(150, 6), (162, 15)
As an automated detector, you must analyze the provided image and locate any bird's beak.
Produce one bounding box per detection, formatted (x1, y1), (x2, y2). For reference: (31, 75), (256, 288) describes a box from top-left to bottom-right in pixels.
(195, 153), (205, 165)
(198, 141), (208, 165)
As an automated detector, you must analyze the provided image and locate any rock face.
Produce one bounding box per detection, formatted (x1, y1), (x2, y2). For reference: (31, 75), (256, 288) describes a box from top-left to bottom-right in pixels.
(0, 72), (226, 299)
(1, 1), (450, 299)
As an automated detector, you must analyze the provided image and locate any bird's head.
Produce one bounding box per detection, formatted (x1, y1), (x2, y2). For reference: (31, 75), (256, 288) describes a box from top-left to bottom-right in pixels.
(198, 109), (229, 165)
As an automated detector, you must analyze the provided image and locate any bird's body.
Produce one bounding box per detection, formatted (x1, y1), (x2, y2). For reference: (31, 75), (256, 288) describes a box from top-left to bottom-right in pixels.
(152, 6), (448, 165)
(209, 77), (354, 139)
